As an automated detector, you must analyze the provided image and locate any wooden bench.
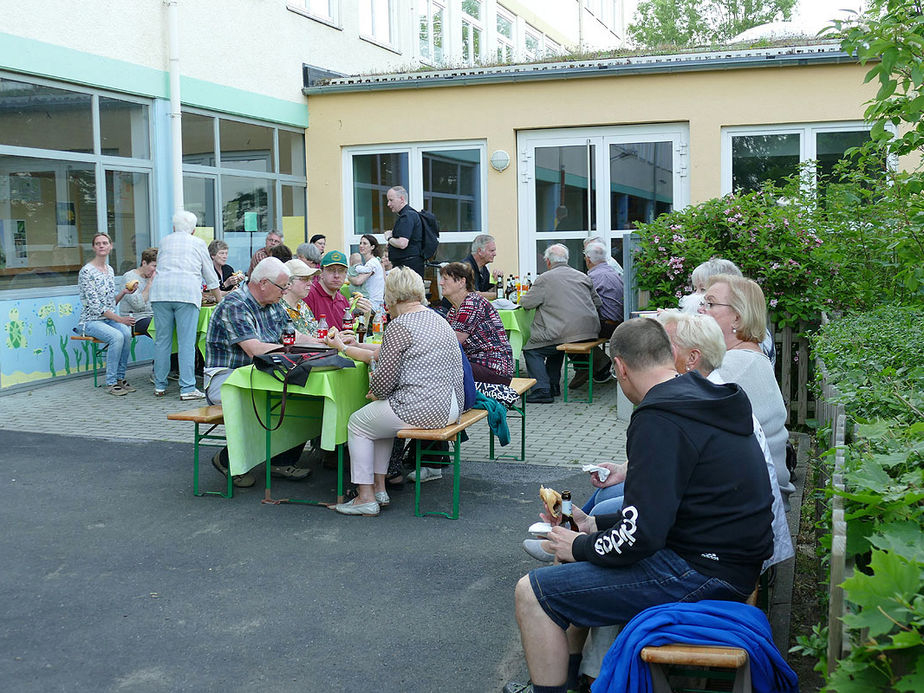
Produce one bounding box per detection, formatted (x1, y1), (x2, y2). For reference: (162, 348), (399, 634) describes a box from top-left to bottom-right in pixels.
(167, 405), (230, 498)
(489, 377), (537, 462)
(70, 335), (106, 387)
(397, 408), (489, 519)
(556, 338), (608, 403)
(641, 644), (752, 692)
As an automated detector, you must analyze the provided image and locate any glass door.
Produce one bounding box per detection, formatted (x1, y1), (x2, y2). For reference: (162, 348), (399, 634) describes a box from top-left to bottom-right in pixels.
(518, 125), (689, 276)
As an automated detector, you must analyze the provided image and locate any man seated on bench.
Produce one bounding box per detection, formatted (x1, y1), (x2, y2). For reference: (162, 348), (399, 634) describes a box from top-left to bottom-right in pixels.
(519, 244), (601, 404)
(503, 319), (773, 693)
(203, 257), (324, 488)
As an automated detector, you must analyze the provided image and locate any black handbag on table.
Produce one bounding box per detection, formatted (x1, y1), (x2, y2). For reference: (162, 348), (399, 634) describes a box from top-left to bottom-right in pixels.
(250, 346), (355, 430)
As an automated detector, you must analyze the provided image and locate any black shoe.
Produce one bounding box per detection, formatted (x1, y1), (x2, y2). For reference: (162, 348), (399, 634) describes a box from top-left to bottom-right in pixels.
(569, 370), (589, 389)
(526, 391), (554, 404)
(551, 385), (561, 397)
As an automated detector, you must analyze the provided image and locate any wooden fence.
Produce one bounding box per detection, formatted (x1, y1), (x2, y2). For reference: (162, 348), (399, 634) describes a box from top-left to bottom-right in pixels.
(775, 321), (815, 427)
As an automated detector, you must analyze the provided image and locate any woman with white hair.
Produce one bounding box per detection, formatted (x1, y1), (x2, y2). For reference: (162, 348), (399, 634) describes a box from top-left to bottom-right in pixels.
(700, 275), (794, 508)
(150, 210), (222, 400)
(327, 267), (465, 516)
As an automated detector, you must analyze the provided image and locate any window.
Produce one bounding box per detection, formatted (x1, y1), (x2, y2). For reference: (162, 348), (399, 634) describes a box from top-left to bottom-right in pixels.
(181, 110), (307, 271)
(545, 38), (562, 58)
(0, 74), (153, 293)
(345, 143), (486, 258)
(461, 0), (483, 66)
(360, 0), (392, 45)
(722, 123), (875, 194)
(496, 7), (514, 62)
(524, 28), (541, 60)
(418, 0), (445, 64)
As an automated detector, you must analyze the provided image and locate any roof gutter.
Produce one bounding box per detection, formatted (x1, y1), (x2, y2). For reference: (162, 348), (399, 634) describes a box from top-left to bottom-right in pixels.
(304, 45), (858, 96)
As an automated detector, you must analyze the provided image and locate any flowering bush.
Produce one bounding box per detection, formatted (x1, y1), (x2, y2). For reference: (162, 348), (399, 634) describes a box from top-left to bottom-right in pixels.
(632, 181), (830, 328)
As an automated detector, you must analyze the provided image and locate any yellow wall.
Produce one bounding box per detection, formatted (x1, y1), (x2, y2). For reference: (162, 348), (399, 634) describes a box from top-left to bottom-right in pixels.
(306, 61), (877, 273)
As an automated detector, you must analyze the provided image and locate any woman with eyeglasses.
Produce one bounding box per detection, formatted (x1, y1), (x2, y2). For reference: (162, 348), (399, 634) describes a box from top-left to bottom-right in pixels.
(698, 274), (794, 509)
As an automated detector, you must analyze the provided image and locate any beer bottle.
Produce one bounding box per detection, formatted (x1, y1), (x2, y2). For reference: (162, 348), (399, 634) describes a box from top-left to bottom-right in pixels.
(495, 279), (504, 300)
(560, 490), (580, 531)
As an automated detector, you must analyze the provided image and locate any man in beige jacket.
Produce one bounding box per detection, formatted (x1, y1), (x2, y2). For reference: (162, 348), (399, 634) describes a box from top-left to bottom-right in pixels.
(519, 244), (601, 403)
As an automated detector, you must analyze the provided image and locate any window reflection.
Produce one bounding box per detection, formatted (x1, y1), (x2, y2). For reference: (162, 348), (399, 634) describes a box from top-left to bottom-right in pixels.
(731, 134), (800, 192)
(0, 159), (96, 291)
(99, 97), (150, 159)
(0, 78), (93, 153)
(220, 119), (274, 173)
(352, 152), (408, 235)
(221, 175), (273, 234)
(534, 145), (596, 232)
(422, 149), (481, 233)
(609, 141), (672, 230)
(105, 170), (151, 275)
(182, 113), (216, 166)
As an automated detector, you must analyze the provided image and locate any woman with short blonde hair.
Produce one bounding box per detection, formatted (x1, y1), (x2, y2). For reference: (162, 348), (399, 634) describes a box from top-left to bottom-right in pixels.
(384, 265), (426, 306)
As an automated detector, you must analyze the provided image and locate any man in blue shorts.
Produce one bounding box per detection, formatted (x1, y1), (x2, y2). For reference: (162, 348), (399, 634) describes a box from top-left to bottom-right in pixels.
(503, 318), (773, 693)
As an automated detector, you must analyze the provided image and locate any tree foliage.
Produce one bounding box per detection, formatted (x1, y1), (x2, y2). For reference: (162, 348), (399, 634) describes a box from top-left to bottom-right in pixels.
(628, 0), (797, 47)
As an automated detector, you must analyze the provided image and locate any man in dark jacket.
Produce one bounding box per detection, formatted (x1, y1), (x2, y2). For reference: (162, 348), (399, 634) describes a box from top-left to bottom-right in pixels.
(384, 186), (424, 277)
(503, 318), (773, 693)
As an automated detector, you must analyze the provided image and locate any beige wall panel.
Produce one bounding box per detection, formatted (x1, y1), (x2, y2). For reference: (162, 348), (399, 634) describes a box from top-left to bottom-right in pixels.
(307, 62), (877, 268)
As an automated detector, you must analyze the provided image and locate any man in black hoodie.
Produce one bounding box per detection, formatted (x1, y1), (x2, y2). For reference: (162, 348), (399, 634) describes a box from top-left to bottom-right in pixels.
(504, 319), (773, 693)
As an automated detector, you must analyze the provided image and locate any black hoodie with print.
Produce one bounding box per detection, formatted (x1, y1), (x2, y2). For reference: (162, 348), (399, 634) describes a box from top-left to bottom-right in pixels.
(571, 371), (773, 593)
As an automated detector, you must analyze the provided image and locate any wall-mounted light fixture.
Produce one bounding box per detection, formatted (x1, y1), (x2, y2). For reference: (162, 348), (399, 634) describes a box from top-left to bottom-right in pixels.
(490, 149), (511, 172)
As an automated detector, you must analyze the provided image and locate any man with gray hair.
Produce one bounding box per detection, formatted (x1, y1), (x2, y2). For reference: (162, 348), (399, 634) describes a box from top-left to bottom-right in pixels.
(583, 236), (623, 276)
(519, 244), (601, 403)
(570, 242), (624, 388)
(296, 242), (322, 269)
(385, 186), (424, 277)
(150, 210), (221, 400)
(203, 256), (320, 487)
(463, 234), (503, 301)
(247, 230), (284, 276)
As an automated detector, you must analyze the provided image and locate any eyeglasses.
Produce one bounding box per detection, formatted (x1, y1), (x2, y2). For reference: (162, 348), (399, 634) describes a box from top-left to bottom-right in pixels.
(702, 301), (733, 311)
(264, 278), (290, 291)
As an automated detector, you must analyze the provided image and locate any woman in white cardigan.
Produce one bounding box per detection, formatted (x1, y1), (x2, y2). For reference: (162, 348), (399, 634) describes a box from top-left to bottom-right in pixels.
(699, 274), (795, 510)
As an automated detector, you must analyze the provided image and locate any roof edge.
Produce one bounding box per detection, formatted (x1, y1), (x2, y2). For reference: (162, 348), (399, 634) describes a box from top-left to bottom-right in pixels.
(304, 43), (857, 95)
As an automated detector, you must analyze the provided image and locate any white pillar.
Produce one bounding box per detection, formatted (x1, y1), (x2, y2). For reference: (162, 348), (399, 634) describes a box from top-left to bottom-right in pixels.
(166, 0), (183, 212)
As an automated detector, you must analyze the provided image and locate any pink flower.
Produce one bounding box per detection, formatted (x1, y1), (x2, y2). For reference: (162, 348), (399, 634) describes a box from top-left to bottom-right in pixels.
(769, 298), (779, 308)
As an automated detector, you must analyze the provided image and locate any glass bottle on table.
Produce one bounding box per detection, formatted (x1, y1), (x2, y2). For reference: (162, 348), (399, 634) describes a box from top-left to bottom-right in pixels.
(560, 490), (580, 532)
(371, 313), (383, 343)
(495, 280), (504, 301)
(355, 311), (367, 343)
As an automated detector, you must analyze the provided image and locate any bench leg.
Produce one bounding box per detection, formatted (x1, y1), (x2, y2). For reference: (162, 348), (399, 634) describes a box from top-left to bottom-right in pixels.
(414, 441), (423, 518)
(336, 443), (344, 504)
(489, 394), (528, 462)
(414, 437), (461, 520)
(192, 423), (231, 499)
(562, 356), (570, 403)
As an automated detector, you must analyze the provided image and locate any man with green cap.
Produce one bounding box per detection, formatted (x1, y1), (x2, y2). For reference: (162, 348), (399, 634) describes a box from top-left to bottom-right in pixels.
(305, 250), (368, 330)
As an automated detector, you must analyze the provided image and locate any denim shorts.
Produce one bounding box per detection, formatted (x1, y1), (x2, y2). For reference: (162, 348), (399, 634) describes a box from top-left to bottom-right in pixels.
(528, 549), (752, 630)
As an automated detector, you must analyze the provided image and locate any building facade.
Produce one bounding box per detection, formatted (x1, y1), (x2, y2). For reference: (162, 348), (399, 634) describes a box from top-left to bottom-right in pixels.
(303, 45), (883, 281)
(0, 0), (623, 389)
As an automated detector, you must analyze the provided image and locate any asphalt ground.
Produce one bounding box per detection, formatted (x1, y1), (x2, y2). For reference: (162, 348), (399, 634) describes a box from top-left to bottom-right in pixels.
(0, 428), (591, 693)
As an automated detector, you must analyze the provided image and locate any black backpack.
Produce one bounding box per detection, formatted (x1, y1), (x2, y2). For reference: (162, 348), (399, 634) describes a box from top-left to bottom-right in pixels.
(417, 208), (440, 260)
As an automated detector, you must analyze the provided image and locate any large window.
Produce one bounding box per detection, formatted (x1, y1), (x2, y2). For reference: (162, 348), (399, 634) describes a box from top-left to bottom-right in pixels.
(360, 0), (392, 45)
(722, 123), (875, 194)
(181, 110), (307, 272)
(418, 0), (445, 64)
(345, 143), (486, 260)
(496, 7), (515, 62)
(461, 0), (484, 66)
(0, 74), (153, 293)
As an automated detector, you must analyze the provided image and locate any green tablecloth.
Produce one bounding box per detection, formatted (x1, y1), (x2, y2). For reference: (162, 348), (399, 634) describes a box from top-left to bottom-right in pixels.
(148, 304), (216, 355)
(220, 361), (369, 475)
(498, 308), (535, 360)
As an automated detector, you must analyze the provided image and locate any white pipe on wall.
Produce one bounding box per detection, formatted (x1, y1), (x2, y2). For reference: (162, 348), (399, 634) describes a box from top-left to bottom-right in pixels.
(167, 0), (183, 211)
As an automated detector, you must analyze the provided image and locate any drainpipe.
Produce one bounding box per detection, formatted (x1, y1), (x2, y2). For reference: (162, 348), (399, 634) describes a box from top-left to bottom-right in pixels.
(167, 0), (183, 211)
(578, 0), (584, 52)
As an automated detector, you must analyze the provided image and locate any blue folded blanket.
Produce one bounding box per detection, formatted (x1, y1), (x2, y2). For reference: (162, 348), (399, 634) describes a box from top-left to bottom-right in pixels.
(592, 600), (799, 693)
(473, 392), (510, 446)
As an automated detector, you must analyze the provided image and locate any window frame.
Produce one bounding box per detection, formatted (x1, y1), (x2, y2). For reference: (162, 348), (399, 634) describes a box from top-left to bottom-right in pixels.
(0, 71), (154, 298)
(286, 0), (341, 28)
(418, 0), (446, 65)
(359, 0), (394, 48)
(461, 0), (485, 66)
(342, 140), (488, 246)
(495, 5), (515, 62)
(720, 121), (884, 195)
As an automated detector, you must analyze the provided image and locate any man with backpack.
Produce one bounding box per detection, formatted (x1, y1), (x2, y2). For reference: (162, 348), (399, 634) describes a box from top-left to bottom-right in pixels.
(385, 186), (425, 277)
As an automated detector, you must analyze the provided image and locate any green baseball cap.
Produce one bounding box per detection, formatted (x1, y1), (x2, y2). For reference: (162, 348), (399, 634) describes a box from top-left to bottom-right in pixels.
(321, 250), (348, 268)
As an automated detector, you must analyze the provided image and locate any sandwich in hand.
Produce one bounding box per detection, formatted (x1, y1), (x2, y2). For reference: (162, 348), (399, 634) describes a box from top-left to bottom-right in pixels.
(539, 485), (562, 519)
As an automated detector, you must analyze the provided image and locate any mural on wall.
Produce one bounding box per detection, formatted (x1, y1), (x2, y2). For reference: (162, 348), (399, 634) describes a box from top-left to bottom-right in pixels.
(0, 295), (152, 388)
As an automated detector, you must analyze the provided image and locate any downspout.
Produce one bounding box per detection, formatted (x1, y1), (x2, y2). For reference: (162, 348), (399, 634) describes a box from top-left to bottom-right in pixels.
(167, 0), (183, 211)
(577, 0), (584, 52)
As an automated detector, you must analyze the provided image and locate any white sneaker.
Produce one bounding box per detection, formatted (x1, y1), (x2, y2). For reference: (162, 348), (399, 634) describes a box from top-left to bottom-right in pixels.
(179, 389), (206, 401)
(407, 467), (443, 483)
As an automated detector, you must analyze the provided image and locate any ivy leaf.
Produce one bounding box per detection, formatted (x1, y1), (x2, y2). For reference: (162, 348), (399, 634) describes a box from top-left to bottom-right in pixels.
(826, 656), (891, 692)
(841, 550), (921, 638)
(849, 458), (892, 494)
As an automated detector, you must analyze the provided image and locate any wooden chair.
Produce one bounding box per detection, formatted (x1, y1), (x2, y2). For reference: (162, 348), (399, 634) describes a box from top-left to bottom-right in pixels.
(167, 405), (230, 498)
(397, 409), (489, 519)
(556, 338), (608, 403)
